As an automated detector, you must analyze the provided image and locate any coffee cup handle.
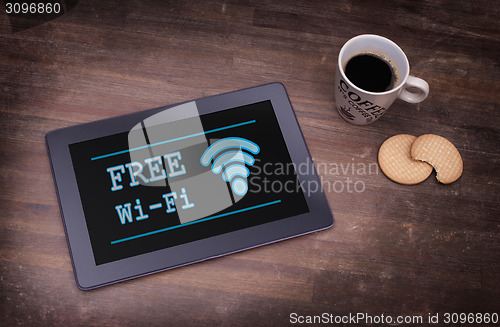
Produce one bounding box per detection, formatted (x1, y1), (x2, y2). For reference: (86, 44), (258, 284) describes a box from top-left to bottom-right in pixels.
(398, 75), (429, 103)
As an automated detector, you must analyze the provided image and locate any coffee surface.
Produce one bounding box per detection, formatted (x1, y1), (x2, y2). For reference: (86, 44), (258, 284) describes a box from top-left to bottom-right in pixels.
(345, 53), (395, 92)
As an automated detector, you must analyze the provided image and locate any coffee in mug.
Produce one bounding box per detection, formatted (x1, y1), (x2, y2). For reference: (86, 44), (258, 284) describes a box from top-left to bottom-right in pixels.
(344, 52), (398, 92)
(335, 34), (429, 125)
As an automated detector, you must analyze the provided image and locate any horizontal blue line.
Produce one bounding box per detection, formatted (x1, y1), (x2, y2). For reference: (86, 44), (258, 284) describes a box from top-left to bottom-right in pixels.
(110, 199), (281, 245)
(91, 120), (257, 161)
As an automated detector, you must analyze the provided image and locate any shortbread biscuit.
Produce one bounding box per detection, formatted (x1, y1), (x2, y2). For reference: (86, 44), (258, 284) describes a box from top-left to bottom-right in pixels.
(378, 134), (433, 185)
(410, 134), (463, 184)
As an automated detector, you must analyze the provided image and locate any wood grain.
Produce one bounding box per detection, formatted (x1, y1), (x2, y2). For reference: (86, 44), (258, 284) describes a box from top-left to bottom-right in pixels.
(1, 0), (499, 326)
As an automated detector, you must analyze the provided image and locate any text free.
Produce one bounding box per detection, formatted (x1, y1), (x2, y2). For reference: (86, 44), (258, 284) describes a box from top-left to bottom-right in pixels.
(106, 151), (186, 191)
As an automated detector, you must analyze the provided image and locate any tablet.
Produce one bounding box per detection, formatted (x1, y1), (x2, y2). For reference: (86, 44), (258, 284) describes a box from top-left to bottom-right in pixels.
(46, 83), (334, 289)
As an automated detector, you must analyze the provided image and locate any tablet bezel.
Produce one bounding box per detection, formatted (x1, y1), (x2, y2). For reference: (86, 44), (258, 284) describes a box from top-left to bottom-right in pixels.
(46, 83), (334, 289)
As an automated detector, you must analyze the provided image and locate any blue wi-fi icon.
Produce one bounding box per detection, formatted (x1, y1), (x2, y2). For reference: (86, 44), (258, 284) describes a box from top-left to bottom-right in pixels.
(200, 137), (260, 196)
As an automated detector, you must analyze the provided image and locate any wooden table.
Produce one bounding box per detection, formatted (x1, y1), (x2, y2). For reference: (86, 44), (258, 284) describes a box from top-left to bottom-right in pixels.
(1, 1), (499, 325)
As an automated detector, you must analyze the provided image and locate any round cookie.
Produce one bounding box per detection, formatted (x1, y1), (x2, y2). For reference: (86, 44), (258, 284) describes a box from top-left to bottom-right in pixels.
(378, 134), (433, 185)
(410, 134), (463, 184)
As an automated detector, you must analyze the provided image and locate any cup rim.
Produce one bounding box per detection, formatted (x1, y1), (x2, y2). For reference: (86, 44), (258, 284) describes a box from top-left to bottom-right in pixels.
(338, 34), (410, 96)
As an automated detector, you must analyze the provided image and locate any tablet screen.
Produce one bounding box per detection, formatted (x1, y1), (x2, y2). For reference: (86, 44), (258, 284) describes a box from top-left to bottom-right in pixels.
(69, 100), (309, 265)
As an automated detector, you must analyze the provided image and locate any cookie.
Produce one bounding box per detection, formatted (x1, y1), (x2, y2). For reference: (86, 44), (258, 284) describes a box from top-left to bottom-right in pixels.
(378, 134), (433, 185)
(410, 134), (463, 184)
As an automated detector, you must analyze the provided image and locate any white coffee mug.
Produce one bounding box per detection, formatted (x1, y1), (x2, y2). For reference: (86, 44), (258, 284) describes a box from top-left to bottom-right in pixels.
(335, 34), (429, 125)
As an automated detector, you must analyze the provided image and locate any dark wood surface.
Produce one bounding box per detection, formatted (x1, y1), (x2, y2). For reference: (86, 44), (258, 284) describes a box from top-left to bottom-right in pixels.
(1, 1), (499, 326)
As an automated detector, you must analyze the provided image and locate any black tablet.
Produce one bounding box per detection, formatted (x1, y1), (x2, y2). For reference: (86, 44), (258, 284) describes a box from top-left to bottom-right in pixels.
(46, 83), (334, 289)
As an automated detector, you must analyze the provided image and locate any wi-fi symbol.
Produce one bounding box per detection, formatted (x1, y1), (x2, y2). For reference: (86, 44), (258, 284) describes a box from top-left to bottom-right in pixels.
(200, 137), (260, 196)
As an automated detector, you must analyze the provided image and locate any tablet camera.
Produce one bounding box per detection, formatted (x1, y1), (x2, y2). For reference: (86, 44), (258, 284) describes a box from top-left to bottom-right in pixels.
(200, 137), (260, 196)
